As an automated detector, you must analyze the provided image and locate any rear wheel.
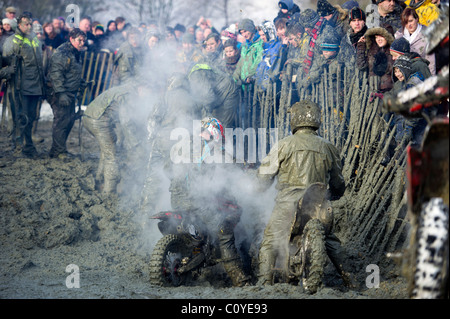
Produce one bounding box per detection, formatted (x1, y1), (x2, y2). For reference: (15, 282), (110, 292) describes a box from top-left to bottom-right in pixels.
(300, 219), (327, 294)
(149, 234), (193, 287)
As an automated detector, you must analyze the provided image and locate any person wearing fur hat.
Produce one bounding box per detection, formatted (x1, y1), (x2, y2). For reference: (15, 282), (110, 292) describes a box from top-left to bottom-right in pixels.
(338, 7), (368, 71)
(317, 0), (350, 38)
(365, 0), (403, 32)
(274, 0), (301, 24)
(356, 24), (395, 92)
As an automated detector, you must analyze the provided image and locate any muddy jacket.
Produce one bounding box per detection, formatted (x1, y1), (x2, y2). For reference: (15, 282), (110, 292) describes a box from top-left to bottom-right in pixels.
(257, 127), (345, 202)
(326, 5), (350, 39)
(2, 28), (44, 96)
(83, 84), (132, 120)
(189, 64), (239, 128)
(47, 41), (84, 95)
(273, 0), (301, 23)
(337, 25), (367, 71)
(233, 33), (264, 84)
(114, 41), (144, 84)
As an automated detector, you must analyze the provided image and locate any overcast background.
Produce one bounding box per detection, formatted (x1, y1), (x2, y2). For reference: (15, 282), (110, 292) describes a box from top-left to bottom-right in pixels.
(0, 0), (373, 31)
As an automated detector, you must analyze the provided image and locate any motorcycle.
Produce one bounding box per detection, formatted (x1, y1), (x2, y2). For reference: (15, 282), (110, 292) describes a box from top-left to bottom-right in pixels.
(286, 182), (333, 294)
(148, 199), (243, 287)
(384, 66), (449, 298)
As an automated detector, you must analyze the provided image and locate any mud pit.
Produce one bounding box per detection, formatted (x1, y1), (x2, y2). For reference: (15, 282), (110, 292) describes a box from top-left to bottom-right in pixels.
(0, 105), (409, 299)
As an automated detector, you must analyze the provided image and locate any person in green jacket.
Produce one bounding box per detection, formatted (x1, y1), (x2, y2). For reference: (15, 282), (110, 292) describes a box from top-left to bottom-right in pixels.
(232, 18), (264, 86)
(256, 100), (350, 287)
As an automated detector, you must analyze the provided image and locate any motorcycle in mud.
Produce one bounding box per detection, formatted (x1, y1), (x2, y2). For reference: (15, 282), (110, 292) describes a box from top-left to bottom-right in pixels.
(148, 198), (244, 287)
(284, 182), (334, 294)
(384, 66), (449, 298)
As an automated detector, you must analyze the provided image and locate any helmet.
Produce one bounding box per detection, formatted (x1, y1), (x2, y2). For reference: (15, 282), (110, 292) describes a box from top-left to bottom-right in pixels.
(201, 117), (225, 143)
(288, 100), (321, 132)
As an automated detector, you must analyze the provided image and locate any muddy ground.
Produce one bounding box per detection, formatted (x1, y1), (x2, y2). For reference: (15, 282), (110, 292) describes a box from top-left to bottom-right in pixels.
(0, 104), (410, 300)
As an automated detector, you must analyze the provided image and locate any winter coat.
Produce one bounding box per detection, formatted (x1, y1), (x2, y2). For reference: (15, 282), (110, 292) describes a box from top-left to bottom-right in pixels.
(255, 39), (285, 90)
(356, 27), (395, 92)
(394, 25), (436, 75)
(257, 127), (345, 203)
(47, 41), (84, 96)
(224, 51), (241, 75)
(233, 33), (264, 85)
(273, 0), (301, 23)
(189, 64), (239, 128)
(405, 0), (439, 27)
(365, 3), (403, 32)
(114, 41), (144, 84)
(2, 28), (45, 96)
(326, 4), (350, 39)
(338, 25), (368, 71)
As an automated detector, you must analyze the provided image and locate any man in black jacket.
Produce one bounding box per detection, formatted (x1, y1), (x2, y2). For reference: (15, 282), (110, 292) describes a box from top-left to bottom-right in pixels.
(47, 28), (87, 159)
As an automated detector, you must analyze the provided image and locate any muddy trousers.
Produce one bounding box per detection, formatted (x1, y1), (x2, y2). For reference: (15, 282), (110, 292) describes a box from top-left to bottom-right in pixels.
(217, 218), (250, 287)
(258, 200), (347, 284)
(49, 94), (76, 157)
(82, 115), (119, 193)
(13, 95), (39, 155)
(258, 200), (296, 285)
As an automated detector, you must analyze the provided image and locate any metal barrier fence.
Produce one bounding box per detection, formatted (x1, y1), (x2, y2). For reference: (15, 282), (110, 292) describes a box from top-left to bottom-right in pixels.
(80, 51), (116, 105)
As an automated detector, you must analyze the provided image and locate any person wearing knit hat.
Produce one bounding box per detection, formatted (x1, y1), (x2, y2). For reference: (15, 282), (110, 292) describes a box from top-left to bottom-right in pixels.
(342, 0), (360, 10)
(349, 7), (366, 22)
(300, 9), (320, 29)
(238, 18), (256, 37)
(317, 0), (337, 17)
(389, 37), (410, 57)
(274, 0), (301, 23)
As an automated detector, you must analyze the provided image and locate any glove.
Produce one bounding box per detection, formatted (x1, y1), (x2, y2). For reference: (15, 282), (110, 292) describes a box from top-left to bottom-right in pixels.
(57, 93), (72, 107)
(369, 92), (384, 103)
(6, 64), (16, 76)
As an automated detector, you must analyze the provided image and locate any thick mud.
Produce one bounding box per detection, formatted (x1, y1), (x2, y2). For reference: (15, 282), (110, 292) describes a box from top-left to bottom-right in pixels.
(0, 104), (409, 299)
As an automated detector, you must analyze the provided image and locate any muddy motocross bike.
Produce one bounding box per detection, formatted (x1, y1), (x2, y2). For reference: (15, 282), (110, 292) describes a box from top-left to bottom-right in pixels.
(285, 182), (334, 294)
(385, 66), (449, 299)
(148, 199), (243, 287)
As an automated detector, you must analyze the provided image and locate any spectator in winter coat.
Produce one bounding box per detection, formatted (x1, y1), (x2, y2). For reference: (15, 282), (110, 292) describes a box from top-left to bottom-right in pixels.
(338, 7), (368, 72)
(299, 30), (341, 90)
(317, 0), (350, 38)
(2, 18), (16, 37)
(394, 7), (436, 75)
(405, 0), (439, 26)
(233, 18), (264, 86)
(223, 39), (241, 76)
(384, 55), (426, 145)
(255, 20), (285, 91)
(365, 0), (403, 32)
(390, 37), (431, 79)
(274, 0), (301, 24)
(356, 25), (395, 92)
